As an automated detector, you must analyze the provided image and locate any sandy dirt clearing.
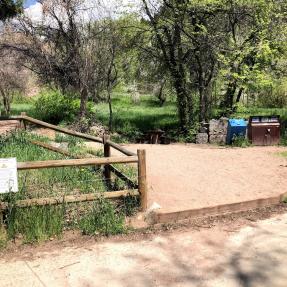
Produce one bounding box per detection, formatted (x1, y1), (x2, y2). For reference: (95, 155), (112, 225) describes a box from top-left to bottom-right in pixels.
(1, 211), (287, 287)
(112, 144), (287, 213)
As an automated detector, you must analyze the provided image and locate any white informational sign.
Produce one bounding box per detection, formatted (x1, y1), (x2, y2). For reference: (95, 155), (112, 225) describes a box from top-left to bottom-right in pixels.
(0, 158), (18, 193)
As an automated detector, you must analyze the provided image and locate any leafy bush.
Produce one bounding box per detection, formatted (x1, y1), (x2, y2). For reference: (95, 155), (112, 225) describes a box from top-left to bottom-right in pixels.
(33, 89), (93, 124)
(257, 78), (287, 108)
(80, 197), (125, 236)
(232, 135), (251, 148)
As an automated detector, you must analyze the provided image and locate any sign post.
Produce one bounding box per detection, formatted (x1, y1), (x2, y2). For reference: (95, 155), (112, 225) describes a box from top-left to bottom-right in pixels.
(0, 158), (18, 193)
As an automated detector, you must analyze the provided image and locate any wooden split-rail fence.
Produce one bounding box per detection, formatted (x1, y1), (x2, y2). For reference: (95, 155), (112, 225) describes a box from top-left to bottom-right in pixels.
(0, 112), (147, 211)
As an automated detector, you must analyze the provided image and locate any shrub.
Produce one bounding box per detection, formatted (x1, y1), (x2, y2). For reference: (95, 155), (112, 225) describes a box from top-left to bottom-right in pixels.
(232, 135), (251, 148)
(33, 89), (93, 124)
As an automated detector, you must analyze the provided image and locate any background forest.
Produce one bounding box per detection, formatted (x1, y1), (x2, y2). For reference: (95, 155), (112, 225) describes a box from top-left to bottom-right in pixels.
(1, 0), (287, 142)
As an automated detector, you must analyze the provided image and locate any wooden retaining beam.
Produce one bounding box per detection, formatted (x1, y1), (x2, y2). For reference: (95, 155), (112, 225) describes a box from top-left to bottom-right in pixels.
(0, 189), (139, 210)
(151, 192), (287, 224)
(17, 156), (138, 170)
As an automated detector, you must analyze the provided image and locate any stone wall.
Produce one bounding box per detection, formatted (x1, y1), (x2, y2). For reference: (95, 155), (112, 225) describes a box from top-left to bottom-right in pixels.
(196, 118), (229, 145)
(209, 117), (228, 145)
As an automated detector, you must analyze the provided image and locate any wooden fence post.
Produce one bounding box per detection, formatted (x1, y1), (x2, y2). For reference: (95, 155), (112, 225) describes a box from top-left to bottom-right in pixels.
(103, 134), (111, 185)
(20, 112), (26, 130)
(137, 149), (147, 211)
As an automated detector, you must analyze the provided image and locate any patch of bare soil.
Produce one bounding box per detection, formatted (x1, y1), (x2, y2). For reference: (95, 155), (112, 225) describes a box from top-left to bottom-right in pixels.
(31, 128), (56, 140)
(0, 120), (20, 135)
(121, 144), (287, 213)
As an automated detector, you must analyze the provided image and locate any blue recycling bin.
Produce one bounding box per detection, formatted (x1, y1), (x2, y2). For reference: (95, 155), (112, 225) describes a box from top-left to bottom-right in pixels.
(226, 119), (247, 144)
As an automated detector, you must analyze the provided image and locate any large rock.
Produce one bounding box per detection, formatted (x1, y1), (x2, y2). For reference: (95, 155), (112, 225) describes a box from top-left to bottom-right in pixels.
(196, 133), (208, 144)
(209, 134), (226, 145)
(90, 124), (106, 136)
(209, 117), (228, 144)
(209, 117), (228, 135)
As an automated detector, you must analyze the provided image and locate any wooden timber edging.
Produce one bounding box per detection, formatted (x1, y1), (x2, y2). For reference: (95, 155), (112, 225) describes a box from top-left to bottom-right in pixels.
(150, 192), (287, 224)
(0, 189), (139, 210)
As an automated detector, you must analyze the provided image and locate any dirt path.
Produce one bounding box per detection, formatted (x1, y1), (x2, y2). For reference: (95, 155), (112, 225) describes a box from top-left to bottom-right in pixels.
(1, 211), (287, 287)
(0, 120), (19, 135)
(119, 144), (287, 213)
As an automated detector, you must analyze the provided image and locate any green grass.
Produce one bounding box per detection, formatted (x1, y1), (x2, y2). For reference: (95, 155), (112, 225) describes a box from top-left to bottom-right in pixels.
(0, 103), (35, 116)
(79, 197), (125, 236)
(93, 93), (178, 142)
(231, 135), (251, 148)
(6, 204), (65, 243)
(0, 131), (137, 244)
(0, 132), (107, 199)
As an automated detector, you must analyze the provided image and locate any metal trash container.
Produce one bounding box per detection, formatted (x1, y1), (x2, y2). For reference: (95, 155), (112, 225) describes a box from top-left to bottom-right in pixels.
(226, 119), (247, 144)
(248, 116), (280, 146)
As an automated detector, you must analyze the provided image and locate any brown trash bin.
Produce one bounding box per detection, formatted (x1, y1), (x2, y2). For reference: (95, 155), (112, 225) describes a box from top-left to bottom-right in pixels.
(248, 116), (280, 146)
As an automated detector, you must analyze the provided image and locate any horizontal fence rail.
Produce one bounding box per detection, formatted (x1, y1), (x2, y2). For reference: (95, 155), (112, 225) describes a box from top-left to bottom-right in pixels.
(106, 140), (137, 156)
(0, 189), (139, 210)
(0, 113), (148, 211)
(17, 156), (139, 170)
(23, 115), (103, 143)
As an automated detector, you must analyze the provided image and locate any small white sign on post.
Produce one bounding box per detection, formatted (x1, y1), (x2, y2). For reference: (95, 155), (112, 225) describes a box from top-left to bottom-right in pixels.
(0, 158), (18, 193)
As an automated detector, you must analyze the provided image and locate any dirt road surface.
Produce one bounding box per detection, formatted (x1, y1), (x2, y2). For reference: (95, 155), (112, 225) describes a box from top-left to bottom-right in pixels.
(1, 212), (287, 287)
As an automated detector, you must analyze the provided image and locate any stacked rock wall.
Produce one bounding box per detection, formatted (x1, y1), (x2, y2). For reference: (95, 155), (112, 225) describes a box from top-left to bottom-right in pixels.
(209, 117), (228, 145)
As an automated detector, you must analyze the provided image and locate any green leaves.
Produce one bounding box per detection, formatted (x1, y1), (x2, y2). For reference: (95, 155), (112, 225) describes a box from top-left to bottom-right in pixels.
(0, 0), (22, 21)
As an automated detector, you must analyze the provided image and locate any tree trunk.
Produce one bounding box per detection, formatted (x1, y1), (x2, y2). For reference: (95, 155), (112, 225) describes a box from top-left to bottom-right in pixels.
(107, 87), (113, 132)
(79, 87), (88, 119)
(157, 80), (166, 107)
(235, 87), (244, 103)
(0, 89), (11, 115)
(224, 80), (237, 111)
(172, 74), (192, 131)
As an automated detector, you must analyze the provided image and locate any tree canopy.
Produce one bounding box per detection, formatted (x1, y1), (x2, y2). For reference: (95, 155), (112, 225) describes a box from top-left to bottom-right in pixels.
(0, 0), (22, 21)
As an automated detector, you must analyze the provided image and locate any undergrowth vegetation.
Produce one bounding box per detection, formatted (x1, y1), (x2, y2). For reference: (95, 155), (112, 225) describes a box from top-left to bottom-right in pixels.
(0, 131), (139, 248)
(5, 89), (287, 144)
(231, 135), (251, 148)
